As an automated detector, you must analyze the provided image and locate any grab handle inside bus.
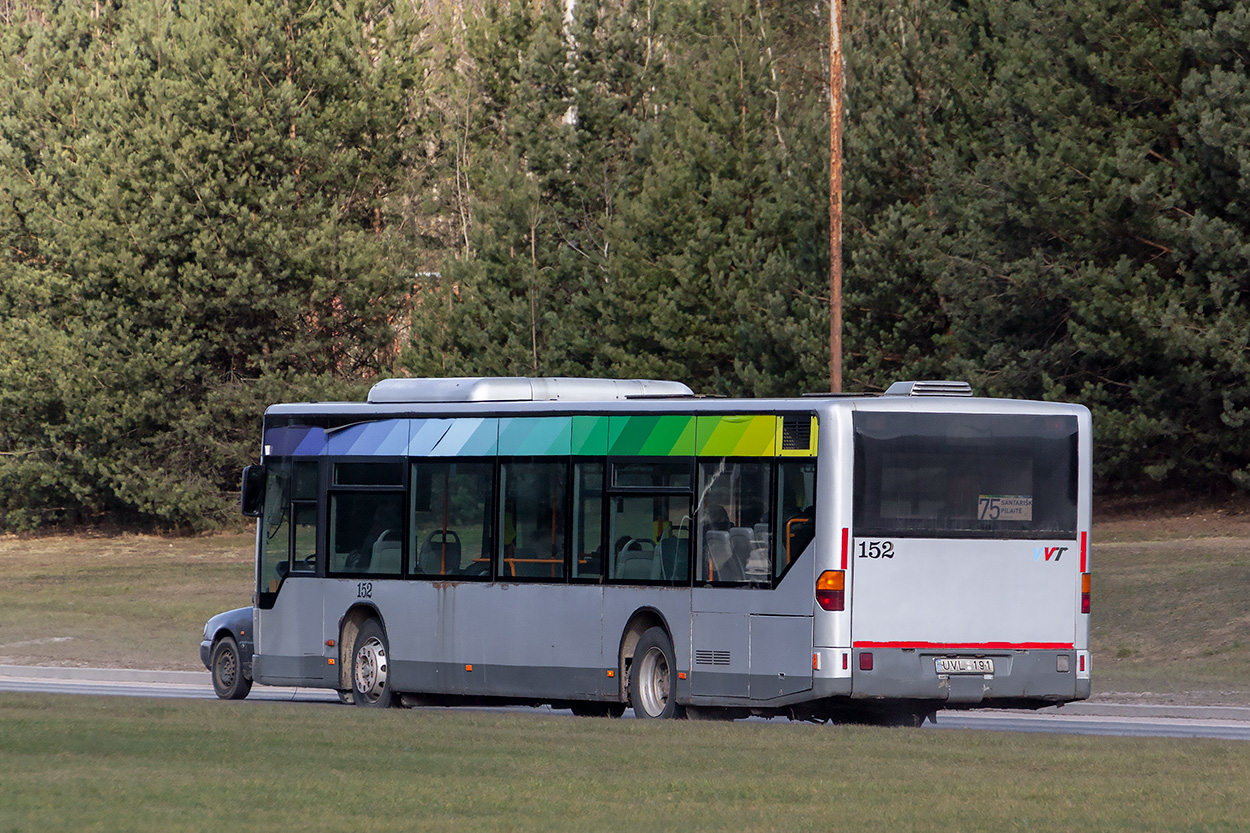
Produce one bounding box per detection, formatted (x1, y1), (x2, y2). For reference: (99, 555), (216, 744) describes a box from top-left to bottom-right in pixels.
(241, 465), (267, 517)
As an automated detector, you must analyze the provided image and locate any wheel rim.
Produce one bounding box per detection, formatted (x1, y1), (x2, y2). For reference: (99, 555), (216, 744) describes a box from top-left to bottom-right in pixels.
(354, 636), (389, 703)
(215, 647), (237, 688)
(637, 646), (670, 717)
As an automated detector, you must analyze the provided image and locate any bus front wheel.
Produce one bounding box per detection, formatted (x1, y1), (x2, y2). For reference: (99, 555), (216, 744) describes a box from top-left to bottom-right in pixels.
(352, 620), (397, 708)
(630, 627), (682, 719)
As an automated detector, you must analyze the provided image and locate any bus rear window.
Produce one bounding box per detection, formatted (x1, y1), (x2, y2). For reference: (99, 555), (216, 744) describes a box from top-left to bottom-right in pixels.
(853, 412), (1078, 538)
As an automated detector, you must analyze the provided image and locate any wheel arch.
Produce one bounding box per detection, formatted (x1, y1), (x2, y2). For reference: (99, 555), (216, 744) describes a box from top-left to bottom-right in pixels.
(338, 603), (385, 691)
(616, 607), (673, 700)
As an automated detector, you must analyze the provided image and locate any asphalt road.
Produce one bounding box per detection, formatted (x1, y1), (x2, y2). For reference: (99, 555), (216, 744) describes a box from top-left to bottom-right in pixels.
(3, 665), (1249, 740)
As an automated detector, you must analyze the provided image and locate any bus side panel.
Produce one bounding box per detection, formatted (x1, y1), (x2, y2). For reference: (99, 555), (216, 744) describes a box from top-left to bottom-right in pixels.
(328, 581), (609, 700)
(321, 578), (439, 692)
(254, 578), (336, 686)
(689, 546), (817, 703)
(748, 614), (814, 699)
(456, 583), (606, 698)
(602, 586), (693, 698)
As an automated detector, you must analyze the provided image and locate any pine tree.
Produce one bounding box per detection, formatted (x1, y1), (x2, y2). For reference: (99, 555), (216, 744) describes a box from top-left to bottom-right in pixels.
(405, 0), (660, 379)
(0, 0), (432, 529)
(607, 0), (831, 394)
(927, 0), (1250, 493)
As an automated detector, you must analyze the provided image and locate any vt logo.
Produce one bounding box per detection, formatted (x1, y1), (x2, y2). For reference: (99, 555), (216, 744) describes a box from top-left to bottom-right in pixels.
(1033, 546), (1069, 562)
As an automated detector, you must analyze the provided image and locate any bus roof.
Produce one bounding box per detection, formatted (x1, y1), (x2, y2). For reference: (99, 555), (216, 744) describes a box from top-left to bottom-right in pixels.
(263, 378), (1087, 421)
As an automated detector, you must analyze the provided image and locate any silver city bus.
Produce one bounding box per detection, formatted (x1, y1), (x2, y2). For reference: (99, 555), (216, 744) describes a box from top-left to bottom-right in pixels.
(201, 377), (1092, 723)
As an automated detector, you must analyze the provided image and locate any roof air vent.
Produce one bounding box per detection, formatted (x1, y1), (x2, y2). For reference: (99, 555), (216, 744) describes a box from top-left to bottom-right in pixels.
(367, 377), (694, 404)
(883, 380), (974, 397)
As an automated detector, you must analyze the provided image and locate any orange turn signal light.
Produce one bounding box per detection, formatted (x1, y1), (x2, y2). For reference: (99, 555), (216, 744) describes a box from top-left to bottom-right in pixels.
(816, 570), (845, 611)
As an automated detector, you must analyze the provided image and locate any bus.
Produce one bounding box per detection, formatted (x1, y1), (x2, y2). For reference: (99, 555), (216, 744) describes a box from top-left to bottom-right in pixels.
(201, 376), (1092, 723)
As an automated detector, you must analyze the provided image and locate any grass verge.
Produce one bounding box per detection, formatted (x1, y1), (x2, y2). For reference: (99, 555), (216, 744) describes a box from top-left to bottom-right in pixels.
(2, 693), (1249, 833)
(1093, 515), (1250, 703)
(0, 533), (253, 670)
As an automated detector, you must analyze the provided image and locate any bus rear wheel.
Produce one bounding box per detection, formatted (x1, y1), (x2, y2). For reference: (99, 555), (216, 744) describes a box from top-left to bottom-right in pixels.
(630, 627), (682, 719)
(210, 636), (252, 700)
(352, 620), (397, 708)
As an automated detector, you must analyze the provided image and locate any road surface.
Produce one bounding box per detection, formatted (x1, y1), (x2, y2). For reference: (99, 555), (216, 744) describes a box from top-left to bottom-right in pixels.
(3, 665), (1249, 740)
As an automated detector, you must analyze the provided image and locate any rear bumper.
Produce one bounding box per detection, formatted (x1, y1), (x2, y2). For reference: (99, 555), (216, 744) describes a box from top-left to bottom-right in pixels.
(850, 648), (1089, 704)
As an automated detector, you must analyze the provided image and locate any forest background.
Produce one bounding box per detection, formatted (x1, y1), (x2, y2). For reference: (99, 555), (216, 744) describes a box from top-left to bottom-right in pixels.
(1, 0), (1247, 531)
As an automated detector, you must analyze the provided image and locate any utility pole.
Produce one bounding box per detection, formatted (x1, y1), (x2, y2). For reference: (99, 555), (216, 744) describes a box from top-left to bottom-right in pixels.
(829, 0), (844, 393)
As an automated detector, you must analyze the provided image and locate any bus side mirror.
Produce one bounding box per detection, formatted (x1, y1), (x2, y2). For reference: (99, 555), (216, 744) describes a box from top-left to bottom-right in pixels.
(240, 465), (266, 517)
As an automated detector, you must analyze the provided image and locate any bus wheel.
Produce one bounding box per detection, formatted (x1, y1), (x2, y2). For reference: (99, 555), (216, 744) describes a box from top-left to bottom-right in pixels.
(352, 620), (396, 708)
(210, 636), (252, 700)
(630, 627), (681, 719)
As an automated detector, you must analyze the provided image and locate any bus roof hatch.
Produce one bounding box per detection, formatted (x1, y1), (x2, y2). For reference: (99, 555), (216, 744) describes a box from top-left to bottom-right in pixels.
(883, 380), (974, 397)
(367, 377), (694, 404)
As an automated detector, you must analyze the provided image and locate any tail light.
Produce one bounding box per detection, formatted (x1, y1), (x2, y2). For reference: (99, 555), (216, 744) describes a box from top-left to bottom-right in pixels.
(816, 570), (845, 611)
(1081, 572), (1091, 614)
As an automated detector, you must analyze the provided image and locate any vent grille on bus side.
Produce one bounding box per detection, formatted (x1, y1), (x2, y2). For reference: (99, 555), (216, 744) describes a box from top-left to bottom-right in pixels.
(781, 417), (812, 451)
(695, 650), (732, 667)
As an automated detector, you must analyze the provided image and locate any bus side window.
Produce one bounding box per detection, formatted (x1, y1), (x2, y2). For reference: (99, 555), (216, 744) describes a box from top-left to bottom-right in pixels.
(328, 492), (404, 576)
(410, 460), (493, 578)
(776, 460), (817, 577)
(608, 494), (690, 583)
(697, 460), (771, 585)
(289, 502), (318, 573)
(572, 462), (605, 580)
(498, 460), (567, 581)
(288, 462), (320, 574)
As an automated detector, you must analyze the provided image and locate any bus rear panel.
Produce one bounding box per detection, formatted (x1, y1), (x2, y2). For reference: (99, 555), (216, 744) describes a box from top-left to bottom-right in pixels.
(833, 403), (1091, 710)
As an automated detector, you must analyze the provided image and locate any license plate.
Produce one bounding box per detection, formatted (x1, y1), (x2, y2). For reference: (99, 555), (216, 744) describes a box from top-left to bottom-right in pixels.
(935, 657), (994, 675)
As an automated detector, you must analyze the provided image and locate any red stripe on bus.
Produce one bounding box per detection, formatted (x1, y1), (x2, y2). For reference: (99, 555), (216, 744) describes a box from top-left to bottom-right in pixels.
(1080, 531), (1087, 572)
(841, 528), (849, 570)
(852, 641), (1074, 650)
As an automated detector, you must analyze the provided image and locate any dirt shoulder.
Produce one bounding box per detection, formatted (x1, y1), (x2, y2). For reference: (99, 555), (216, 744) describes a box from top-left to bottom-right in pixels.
(1096, 492), (1250, 539)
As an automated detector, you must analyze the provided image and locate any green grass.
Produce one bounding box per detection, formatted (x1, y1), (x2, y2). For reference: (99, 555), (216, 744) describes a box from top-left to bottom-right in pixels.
(1092, 535), (1250, 700)
(0, 534), (254, 670)
(1, 694), (1249, 833)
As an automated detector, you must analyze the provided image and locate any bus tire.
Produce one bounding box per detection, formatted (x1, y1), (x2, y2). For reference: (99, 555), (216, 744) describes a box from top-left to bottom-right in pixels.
(210, 636), (252, 700)
(629, 627), (681, 719)
(351, 619), (397, 708)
